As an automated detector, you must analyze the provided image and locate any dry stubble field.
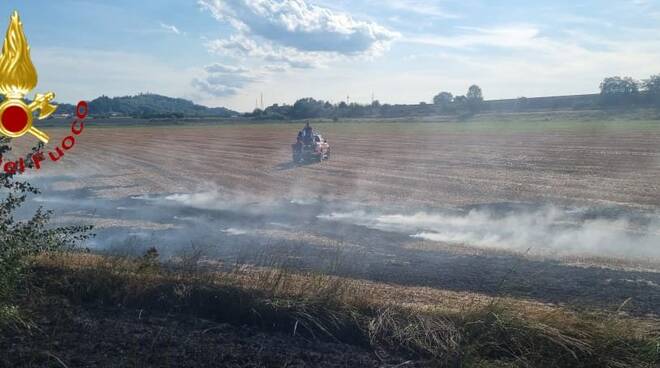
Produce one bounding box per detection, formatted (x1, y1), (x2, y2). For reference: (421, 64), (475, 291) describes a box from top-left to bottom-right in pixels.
(35, 119), (660, 208)
(9, 119), (660, 316)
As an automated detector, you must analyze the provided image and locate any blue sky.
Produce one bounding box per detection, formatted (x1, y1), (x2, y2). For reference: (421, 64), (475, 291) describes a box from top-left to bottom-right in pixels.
(0, 0), (659, 111)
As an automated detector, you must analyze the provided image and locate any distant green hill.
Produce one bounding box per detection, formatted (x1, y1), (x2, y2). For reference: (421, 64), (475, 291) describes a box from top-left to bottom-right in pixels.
(56, 93), (238, 118)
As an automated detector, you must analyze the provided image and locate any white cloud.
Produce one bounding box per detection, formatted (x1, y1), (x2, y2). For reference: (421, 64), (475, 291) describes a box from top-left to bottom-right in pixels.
(199, 0), (398, 55)
(405, 25), (541, 49)
(378, 0), (458, 19)
(409, 24), (660, 101)
(159, 22), (182, 35)
(206, 34), (324, 68)
(263, 64), (287, 72)
(196, 0), (399, 98)
(192, 62), (260, 97)
(204, 63), (249, 73)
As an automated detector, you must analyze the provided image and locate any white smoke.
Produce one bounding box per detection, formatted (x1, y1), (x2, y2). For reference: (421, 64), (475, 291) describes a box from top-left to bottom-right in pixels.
(319, 206), (660, 259)
(25, 171), (660, 263)
(163, 190), (278, 214)
(222, 227), (248, 236)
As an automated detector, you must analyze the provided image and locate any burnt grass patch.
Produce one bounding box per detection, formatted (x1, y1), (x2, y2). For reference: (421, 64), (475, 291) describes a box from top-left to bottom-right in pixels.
(1, 252), (659, 367)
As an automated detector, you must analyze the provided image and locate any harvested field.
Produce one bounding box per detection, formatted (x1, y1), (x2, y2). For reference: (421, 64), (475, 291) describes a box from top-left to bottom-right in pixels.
(25, 120), (660, 208)
(10, 119), (660, 316)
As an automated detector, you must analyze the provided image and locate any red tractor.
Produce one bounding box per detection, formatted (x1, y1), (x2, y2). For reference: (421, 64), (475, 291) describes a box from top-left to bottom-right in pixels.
(292, 132), (330, 163)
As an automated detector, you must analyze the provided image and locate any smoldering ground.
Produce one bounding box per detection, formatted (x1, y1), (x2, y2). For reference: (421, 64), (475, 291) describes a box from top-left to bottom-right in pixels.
(319, 204), (660, 260)
(10, 174), (660, 315)
(18, 174), (660, 262)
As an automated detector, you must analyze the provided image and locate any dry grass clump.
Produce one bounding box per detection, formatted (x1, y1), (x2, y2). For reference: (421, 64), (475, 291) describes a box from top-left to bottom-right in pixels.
(24, 251), (660, 367)
(368, 302), (660, 367)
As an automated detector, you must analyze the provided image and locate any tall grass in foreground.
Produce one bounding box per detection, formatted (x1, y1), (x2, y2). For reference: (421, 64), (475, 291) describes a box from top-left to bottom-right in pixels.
(25, 251), (660, 367)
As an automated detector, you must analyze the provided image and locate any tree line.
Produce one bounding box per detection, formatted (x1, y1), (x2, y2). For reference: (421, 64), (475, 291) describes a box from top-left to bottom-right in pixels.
(53, 93), (238, 118)
(599, 74), (660, 106)
(431, 85), (484, 114)
(41, 73), (660, 120)
(247, 84), (486, 120)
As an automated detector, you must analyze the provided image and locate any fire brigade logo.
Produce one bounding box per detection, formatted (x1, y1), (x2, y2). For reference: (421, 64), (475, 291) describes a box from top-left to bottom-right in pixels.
(0, 10), (88, 175)
(0, 11), (56, 143)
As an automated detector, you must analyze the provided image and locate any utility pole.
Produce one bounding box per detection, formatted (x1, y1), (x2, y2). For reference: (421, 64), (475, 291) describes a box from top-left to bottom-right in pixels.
(260, 92), (263, 109)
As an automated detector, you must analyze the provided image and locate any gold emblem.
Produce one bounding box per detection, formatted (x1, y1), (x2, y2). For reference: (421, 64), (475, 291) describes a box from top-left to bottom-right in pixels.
(0, 11), (56, 143)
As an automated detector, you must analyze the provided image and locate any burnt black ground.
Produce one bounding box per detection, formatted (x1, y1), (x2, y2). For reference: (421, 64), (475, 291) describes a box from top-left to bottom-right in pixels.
(2, 295), (411, 368)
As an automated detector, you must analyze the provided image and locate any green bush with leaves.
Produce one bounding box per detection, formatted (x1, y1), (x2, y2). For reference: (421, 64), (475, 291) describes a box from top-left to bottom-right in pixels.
(0, 137), (91, 318)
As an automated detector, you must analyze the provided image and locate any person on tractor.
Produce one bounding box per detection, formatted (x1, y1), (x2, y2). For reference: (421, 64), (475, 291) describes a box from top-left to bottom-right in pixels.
(302, 122), (313, 145)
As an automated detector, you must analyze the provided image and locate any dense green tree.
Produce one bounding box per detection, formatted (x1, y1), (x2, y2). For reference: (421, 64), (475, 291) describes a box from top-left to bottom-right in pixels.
(599, 76), (639, 105)
(453, 95), (467, 111)
(291, 98), (326, 119)
(465, 85), (484, 113)
(643, 75), (660, 93)
(600, 76), (639, 95)
(466, 84), (483, 100)
(643, 75), (660, 105)
(433, 92), (453, 107)
(465, 84), (484, 114)
(467, 85), (483, 100)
